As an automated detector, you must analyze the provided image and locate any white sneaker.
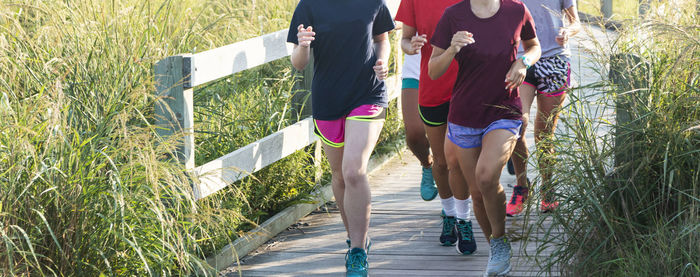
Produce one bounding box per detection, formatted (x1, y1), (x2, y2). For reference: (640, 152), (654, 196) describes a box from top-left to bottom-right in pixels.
(484, 236), (511, 276)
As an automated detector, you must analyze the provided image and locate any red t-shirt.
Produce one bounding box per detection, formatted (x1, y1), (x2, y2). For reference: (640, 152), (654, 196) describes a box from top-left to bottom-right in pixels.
(395, 0), (461, 107)
(431, 0), (536, 128)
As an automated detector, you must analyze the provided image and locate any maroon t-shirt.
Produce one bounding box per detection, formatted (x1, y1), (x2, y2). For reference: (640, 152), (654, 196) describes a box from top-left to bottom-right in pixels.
(431, 0), (536, 128)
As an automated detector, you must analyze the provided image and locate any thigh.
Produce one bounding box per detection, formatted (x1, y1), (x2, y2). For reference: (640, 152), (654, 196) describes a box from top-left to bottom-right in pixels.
(343, 119), (384, 172)
(478, 129), (519, 180)
(400, 88), (423, 135)
(323, 143), (344, 174)
(425, 124), (447, 160)
(536, 92), (567, 131)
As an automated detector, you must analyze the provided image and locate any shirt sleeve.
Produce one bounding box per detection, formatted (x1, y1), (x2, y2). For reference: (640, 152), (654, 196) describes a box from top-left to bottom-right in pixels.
(372, 1), (396, 36)
(287, 0), (312, 45)
(520, 5), (537, 41)
(430, 10), (452, 50)
(562, 0), (576, 11)
(395, 0), (416, 28)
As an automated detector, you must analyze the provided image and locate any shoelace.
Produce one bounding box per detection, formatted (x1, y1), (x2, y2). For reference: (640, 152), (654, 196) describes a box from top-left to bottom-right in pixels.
(346, 251), (367, 269)
(491, 239), (510, 261)
(509, 186), (526, 204)
(457, 221), (472, 241)
(442, 216), (455, 235)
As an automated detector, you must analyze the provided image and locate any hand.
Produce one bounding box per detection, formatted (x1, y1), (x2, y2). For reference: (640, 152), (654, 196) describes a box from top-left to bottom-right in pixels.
(450, 31), (475, 53)
(504, 58), (528, 90)
(408, 34), (427, 54)
(373, 59), (388, 80)
(555, 28), (569, 46)
(297, 24), (315, 48)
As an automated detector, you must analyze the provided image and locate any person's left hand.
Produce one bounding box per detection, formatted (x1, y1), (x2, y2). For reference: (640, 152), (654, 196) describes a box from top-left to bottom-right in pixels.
(555, 28), (570, 46)
(504, 59), (528, 90)
(374, 59), (388, 80)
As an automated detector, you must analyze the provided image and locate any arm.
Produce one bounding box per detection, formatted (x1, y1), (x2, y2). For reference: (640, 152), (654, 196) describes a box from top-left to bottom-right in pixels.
(428, 31), (474, 80)
(400, 24), (427, 55)
(373, 32), (391, 80)
(556, 5), (581, 46)
(505, 38), (541, 90)
(290, 24), (315, 71)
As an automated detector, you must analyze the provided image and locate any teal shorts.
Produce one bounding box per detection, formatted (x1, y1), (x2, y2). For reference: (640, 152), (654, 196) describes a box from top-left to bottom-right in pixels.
(402, 78), (419, 90)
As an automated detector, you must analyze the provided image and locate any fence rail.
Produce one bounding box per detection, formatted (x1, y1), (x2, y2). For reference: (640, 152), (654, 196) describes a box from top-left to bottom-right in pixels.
(155, 0), (402, 200)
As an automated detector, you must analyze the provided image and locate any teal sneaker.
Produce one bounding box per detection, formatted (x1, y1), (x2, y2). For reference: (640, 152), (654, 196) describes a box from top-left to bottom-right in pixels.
(420, 167), (438, 201)
(346, 237), (372, 254)
(455, 219), (477, 255)
(440, 210), (458, 246)
(345, 248), (368, 277)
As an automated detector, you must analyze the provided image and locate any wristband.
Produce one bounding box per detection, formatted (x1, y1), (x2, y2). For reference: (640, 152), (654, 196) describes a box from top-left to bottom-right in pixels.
(521, 55), (532, 69)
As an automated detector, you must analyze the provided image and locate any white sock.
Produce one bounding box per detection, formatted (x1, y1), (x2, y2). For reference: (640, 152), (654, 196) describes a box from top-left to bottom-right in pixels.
(441, 196), (456, 217)
(455, 197), (473, 221)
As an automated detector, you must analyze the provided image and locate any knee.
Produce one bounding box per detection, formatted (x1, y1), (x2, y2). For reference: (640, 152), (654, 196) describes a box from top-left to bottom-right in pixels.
(405, 130), (426, 147)
(476, 169), (500, 194)
(432, 156), (448, 172)
(342, 166), (367, 187)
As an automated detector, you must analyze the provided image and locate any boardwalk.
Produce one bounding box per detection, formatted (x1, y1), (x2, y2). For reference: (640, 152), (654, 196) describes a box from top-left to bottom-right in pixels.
(221, 25), (613, 277)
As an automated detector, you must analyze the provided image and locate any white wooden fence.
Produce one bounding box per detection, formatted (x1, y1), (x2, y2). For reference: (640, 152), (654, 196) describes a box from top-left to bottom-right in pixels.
(155, 0), (402, 200)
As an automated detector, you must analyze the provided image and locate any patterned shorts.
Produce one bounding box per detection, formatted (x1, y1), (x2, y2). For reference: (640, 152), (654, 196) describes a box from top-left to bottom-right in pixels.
(523, 55), (571, 97)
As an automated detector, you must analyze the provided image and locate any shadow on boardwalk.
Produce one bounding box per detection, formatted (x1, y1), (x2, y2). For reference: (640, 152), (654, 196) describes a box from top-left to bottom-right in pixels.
(221, 24), (614, 277)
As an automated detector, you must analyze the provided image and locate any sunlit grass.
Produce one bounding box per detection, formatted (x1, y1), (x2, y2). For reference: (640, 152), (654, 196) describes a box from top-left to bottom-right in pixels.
(520, 3), (699, 275)
(0, 0), (406, 275)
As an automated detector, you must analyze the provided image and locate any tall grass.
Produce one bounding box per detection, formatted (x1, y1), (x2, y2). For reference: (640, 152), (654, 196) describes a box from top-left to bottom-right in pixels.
(0, 0), (405, 275)
(524, 1), (699, 275)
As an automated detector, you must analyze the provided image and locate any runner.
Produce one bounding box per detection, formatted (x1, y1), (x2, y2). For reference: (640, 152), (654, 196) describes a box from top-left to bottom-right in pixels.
(395, 0), (476, 254)
(506, 0), (581, 216)
(287, 1), (394, 276)
(399, 51), (440, 202)
(429, 0), (541, 274)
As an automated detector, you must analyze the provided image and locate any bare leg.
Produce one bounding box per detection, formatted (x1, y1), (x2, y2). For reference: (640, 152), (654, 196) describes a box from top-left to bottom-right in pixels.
(445, 138), (469, 200)
(324, 144), (349, 234)
(455, 146), (492, 239)
(512, 84), (536, 188)
(535, 92), (567, 198)
(425, 124), (452, 198)
(401, 89), (432, 167)
(477, 130), (518, 239)
(342, 119), (384, 249)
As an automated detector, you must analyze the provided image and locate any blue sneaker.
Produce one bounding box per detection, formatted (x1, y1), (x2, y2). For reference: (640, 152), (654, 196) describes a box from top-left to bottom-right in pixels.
(420, 167), (438, 201)
(484, 236), (511, 276)
(346, 237), (372, 254)
(455, 219), (477, 255)
(345, 248), (368, 277)
(440, 211), (458, 246)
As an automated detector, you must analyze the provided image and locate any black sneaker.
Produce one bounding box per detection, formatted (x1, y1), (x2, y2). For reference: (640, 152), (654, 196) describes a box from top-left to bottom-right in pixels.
(506, 159), (515, 175)
(454, 219), (476, 255)
(440, 211), (458, 246)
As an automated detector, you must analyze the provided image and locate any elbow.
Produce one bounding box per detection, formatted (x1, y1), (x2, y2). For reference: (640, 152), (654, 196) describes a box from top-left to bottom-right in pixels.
(427, 63), (441, 80)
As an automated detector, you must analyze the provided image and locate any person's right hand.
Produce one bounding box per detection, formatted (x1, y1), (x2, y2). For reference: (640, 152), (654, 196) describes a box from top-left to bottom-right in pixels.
(450, 31), (475, 53)
(297, 24), (315, 48)
(408, 34), (427, 54)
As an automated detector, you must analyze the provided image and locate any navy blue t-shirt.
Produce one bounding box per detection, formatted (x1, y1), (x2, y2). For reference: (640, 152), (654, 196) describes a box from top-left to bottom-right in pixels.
(287, 0), (395, 120)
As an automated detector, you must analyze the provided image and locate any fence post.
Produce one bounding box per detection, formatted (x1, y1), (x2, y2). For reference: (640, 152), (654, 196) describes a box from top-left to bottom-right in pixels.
(601, 0), (613, 19)
(155, 55), (195, 170)
(609, 54), (650, 177)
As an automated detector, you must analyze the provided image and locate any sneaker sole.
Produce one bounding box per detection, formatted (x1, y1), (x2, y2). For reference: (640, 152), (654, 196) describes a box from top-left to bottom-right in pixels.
(455, 244), (475, 255)
(483, 265), (511, 276)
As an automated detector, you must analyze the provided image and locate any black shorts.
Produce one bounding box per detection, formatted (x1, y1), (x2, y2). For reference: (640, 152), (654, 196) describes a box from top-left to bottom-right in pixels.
(419, 101), (449, 127)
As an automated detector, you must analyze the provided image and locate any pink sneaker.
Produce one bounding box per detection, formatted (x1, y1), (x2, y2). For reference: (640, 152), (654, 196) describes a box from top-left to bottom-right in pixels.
(506, 185), (529, 216)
